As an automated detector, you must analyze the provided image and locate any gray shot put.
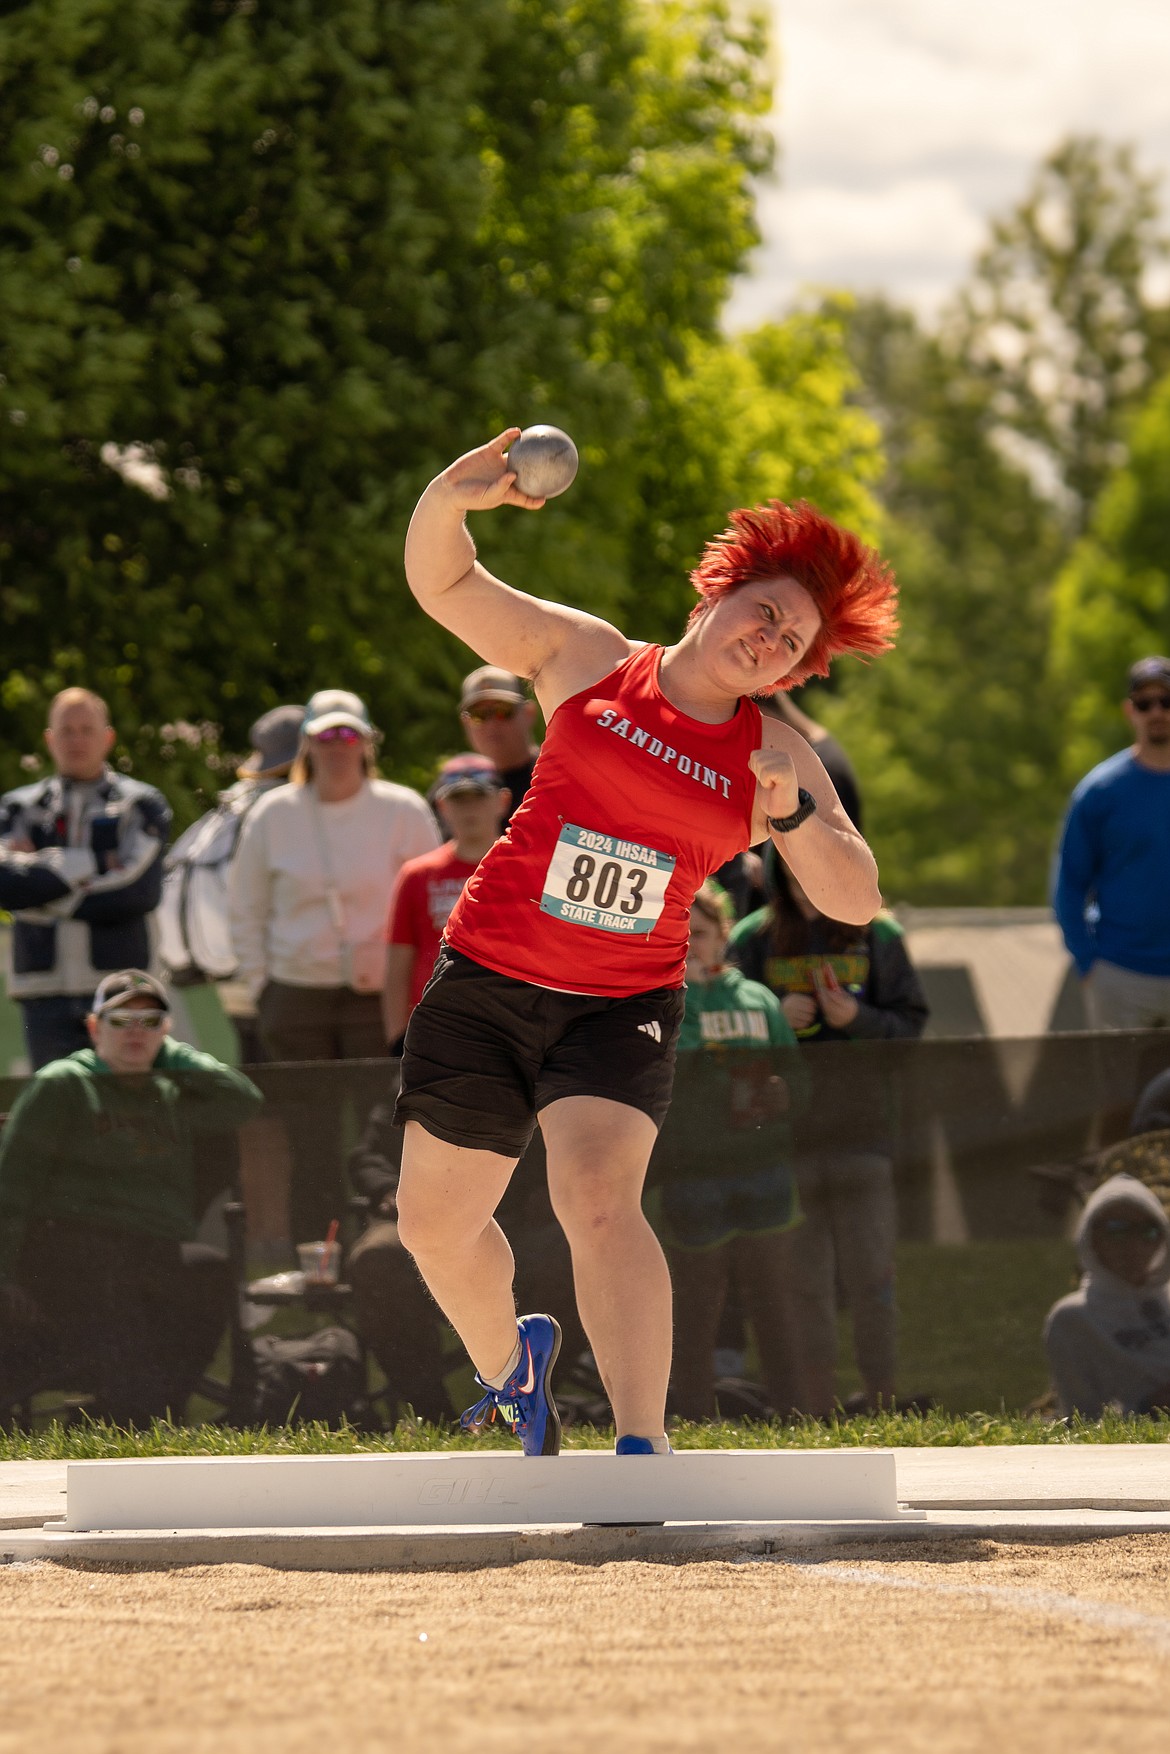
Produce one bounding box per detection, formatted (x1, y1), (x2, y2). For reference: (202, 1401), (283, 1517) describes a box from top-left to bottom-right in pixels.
(506, 425), (579, 500)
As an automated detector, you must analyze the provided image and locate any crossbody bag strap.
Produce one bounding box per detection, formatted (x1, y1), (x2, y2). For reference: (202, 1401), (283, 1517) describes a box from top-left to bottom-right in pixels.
(307, 790), (349, 948)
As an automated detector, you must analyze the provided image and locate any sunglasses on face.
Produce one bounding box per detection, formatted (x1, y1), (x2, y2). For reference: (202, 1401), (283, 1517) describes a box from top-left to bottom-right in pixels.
(1099, 1217), (1163, 1241)
(463, 702), (519, 724)
(105, 1010), (167, 1031)
(312, 725), (364, 744)
(1131, 695), (1170, 713)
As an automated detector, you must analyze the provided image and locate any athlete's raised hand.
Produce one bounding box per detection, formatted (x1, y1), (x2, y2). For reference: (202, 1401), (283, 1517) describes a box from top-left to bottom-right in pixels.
(439, 429), (547, 514)
(748, 746), (800, 821)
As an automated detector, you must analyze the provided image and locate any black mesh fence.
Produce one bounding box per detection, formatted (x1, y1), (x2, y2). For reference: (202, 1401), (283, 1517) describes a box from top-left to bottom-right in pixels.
(2, 1029), (1170, 1422)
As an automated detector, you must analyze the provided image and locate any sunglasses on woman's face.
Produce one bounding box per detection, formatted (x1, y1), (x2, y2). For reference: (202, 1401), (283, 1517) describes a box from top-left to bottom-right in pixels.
(105, 1010), (167, 1031)
(1099, 1217), (1163, 1242)
(1131, 694), (1170, 713)
(463, 702), (519, 724)
(312, 725), (364, 744)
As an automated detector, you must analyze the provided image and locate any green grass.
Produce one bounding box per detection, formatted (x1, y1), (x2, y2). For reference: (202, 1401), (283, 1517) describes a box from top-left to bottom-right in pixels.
(843, 1238), (1080, 1414)
(1, 1407), (1167, 1462)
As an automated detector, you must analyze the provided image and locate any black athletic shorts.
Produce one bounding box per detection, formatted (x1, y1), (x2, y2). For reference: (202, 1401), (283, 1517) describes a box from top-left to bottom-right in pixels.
(394, 945), (686, 1158)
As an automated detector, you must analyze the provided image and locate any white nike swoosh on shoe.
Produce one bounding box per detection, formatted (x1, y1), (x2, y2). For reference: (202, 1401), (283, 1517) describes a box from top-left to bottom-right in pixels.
(516, 1340), (536, 1395)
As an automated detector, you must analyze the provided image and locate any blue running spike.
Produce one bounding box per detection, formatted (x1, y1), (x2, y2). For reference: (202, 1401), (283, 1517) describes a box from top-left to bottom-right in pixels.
(615, 1435), (672, 1456)
(460, 1313), (562, 1457)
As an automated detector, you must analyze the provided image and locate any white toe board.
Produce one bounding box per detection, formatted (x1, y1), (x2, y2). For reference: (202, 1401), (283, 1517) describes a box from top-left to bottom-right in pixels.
(59, 1449), (915, 1533)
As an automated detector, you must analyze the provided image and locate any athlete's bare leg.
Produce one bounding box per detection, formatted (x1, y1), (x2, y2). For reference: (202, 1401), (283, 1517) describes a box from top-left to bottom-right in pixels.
(540, 1095), (671, 1439)
(394, 1121), (521, 1382)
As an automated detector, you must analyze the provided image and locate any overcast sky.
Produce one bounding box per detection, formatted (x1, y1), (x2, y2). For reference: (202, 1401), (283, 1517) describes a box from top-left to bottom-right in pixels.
(724, 0), (1170, 329)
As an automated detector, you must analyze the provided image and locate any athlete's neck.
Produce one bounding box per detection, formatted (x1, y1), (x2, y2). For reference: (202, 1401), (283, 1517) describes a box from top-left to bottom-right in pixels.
(658, 644), (739, 724)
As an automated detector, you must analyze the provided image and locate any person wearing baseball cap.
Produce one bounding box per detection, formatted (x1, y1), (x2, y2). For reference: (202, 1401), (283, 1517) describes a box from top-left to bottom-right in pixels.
(229, 684), (440, 1242)
(1053, 655), (1170, 1027)
(237, 704), (305, 781)
(383, 755), (511, 1050)
(459, 666), (540, 826)
(158, 707), (305, 991)
(346, 752), (517, 1411)
(0, 968), (262, 1425)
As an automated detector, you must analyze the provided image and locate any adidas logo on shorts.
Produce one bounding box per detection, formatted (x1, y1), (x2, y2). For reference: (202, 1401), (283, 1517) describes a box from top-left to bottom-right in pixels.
(637, 1020), (662, 1043)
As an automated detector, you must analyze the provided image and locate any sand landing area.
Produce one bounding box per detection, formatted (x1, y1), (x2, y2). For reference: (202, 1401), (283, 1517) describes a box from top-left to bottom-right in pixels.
(3, 1536), (1170, 1754)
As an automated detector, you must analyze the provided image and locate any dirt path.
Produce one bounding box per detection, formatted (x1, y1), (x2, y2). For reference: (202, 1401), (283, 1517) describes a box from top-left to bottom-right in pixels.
(3, 1537), (1169, 1753)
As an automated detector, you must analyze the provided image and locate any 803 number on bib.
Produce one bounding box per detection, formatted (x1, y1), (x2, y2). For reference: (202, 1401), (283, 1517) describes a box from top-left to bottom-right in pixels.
(540, 823), (675, 936)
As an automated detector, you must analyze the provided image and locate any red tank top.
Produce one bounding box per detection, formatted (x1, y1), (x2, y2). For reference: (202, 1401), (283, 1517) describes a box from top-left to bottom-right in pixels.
(445, 644), (762, 996)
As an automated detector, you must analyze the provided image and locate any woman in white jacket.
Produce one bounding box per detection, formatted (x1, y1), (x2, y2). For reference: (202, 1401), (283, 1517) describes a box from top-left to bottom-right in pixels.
(230, 689), (440, 1241)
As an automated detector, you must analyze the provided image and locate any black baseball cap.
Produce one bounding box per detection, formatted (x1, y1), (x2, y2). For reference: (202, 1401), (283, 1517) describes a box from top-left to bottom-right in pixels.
(1128, 657), (1170, 695)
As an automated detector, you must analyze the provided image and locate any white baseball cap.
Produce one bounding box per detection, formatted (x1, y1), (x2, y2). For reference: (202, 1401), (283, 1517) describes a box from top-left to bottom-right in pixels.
(302, 689), (375, 738)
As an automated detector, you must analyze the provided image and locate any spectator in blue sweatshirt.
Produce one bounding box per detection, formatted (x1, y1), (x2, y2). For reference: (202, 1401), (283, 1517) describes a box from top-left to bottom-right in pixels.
(1053, 657), (1170, 1030)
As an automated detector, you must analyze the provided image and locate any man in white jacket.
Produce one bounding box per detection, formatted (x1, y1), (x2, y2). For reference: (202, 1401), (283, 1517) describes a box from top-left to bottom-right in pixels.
(229, 690), (439, 1240)
(1044, 1174), (1170, 1418)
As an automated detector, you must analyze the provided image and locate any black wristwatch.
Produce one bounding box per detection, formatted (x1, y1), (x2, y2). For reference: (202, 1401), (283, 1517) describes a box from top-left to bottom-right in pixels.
(767, 788), (818, 834)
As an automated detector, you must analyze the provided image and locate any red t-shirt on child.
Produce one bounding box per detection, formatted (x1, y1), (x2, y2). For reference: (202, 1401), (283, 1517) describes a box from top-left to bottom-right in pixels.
(387, 843), (479, 1013)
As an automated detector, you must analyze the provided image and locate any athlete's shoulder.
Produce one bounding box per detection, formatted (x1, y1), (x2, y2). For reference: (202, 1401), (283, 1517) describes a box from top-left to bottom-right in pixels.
(533, 625), (642, 720)
(756, 713), (805, 754)
(869, 909), (906, 944)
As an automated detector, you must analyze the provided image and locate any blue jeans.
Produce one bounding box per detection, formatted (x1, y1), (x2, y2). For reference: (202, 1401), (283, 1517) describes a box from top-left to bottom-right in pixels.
(20, 995), (94, 1070)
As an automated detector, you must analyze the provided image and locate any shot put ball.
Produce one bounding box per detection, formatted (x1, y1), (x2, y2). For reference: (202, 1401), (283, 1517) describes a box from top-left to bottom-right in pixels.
(508, 425), (579, 499)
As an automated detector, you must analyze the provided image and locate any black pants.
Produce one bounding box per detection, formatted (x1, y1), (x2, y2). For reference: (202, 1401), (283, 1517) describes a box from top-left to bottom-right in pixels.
(257, 980), (385, 1244)
(0, 1219), (232, 1427)
(20, 996), (93, 1070)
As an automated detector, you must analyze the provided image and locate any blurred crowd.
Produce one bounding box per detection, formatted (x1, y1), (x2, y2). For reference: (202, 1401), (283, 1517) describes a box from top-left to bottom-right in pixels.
(2, 655), (1170, 1429)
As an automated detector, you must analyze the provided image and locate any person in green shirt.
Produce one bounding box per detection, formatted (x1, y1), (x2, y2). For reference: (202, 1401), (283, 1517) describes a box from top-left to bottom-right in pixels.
(728, 848), (928, 1415)
(0, 969), (263, 1426)
(655, 884), (805, 1420)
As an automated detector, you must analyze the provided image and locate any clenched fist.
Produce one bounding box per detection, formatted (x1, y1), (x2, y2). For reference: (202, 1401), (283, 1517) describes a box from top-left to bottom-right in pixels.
(749, 746), (801, 821)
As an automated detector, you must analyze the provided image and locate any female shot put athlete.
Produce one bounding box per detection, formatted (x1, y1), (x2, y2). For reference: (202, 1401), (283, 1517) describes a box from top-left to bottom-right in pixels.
(395, 428), (898, 1457)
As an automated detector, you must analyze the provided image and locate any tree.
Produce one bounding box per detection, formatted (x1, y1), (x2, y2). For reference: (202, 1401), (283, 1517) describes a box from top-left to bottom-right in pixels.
(1049, 370), (1170, 787)
(2, 0), (809, 814)
(811, 297), (1068, 904)
(953, 135), (1169, 529)
(627, 308), (884, 647)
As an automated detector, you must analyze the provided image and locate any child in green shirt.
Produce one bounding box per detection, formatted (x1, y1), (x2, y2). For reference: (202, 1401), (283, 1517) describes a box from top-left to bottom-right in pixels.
(656, 884), (804, 1420)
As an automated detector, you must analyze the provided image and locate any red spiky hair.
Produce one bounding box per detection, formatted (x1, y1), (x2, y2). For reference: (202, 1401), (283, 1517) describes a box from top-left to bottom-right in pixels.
(688, 500), (899, 692)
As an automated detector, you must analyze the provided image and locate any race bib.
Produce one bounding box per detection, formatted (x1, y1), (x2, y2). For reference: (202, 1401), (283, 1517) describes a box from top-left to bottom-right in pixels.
(540, 823), (676, 936)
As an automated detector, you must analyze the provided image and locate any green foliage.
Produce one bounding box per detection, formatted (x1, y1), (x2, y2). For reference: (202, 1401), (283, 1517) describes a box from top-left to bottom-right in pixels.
(819, 142), (1170, 901)
(953, 135), (1169, 528)
(629, 308), (884, 644)
(0, 0), (882, 827)
(813, 298), (1068, 904)
(1050, 370), (1170, 786)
